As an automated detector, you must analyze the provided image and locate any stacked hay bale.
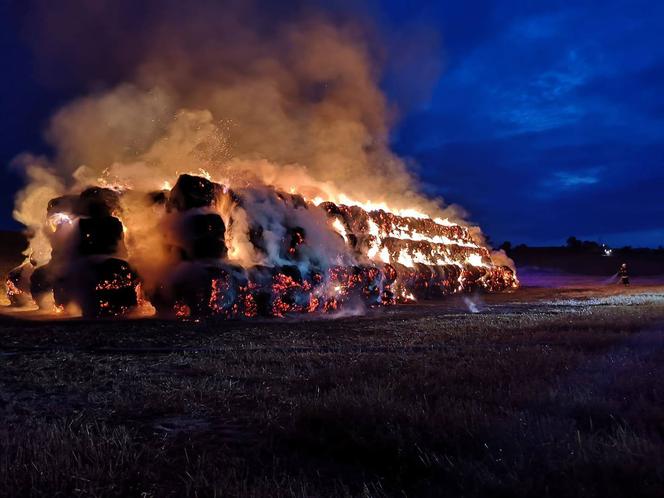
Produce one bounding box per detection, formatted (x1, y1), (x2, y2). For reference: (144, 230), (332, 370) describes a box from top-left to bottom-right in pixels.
(8, 187), (139, 317)
(147, 174), (241, 317)
(5, 174), (517, 318)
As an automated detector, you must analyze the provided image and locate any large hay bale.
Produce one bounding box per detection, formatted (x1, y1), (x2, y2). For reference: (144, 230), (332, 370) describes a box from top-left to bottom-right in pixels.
(168, 174), (221, 212)
(182, 213), (227, 260)
(81, 258), (139, 318)
(78, 216), (124, 255)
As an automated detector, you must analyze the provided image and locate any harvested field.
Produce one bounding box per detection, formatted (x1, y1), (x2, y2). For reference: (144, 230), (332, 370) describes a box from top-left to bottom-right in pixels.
(1, 279), (663, 497)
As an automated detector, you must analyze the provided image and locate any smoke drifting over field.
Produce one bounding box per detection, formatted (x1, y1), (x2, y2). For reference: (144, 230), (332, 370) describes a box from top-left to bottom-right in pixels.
(7, 0), (516, 318)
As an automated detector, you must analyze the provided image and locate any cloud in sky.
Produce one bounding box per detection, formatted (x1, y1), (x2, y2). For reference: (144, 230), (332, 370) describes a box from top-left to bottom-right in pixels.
(389, 0), (664, 246)
(550, 171), (600, 189)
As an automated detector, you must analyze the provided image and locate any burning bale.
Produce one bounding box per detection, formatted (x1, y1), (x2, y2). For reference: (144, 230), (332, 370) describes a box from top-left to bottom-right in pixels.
(8, 187), (140, 317)
(77, 258), (139, 317)
(179, 213), (227, 260)
(78, 217), (125, 256)
(143, 174), (235, 317)
(6, 262), (33, 307)
(29, 263), (55, 308)
(6, 174), (517, 318)
(151, 262), (243, 318)
(167, 174), (222, 212)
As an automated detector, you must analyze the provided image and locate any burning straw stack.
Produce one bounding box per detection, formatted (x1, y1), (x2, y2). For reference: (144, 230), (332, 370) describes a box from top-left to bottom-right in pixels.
(8, 188), (139, 316)
(6, 174), (517, 318)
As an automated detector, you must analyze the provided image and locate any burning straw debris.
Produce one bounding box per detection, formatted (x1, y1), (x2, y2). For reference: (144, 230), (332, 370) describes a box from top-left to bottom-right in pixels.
(6, 174), (517, 318)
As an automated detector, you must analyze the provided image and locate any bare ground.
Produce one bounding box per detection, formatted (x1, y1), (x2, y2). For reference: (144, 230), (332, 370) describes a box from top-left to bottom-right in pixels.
(1, 280), (663, 497)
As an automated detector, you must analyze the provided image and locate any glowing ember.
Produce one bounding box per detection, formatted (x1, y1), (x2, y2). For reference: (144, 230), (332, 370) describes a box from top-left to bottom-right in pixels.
(5, 279), (23, 300)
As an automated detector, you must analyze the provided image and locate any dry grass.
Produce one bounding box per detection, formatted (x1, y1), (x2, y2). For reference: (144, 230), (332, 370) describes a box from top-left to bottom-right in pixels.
(1, 285), (663, 497)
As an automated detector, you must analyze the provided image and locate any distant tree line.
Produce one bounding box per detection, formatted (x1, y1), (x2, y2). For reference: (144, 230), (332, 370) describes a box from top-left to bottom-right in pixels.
(498, 237), (664, 255)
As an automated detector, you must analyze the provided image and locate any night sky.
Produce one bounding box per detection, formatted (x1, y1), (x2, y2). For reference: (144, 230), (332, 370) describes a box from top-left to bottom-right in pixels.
(1, 1), (663, 247)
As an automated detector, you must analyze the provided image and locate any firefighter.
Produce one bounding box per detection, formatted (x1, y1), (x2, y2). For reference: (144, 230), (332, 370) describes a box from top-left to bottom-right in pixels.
(618, 263), (630, 286)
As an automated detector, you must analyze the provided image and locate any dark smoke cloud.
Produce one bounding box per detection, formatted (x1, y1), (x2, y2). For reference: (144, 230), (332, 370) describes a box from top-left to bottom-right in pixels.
(15, 1), (381, 90)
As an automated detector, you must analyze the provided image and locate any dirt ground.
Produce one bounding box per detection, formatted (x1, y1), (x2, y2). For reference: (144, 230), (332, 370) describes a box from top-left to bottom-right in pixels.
(1, 279), (663, 497)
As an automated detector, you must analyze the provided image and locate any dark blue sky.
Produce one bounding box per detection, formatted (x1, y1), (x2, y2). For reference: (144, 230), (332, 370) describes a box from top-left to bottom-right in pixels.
(1, 0), (663, 247)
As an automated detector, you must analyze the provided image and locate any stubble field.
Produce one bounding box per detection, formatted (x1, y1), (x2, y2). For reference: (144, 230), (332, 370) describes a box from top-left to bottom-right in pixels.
(1, 279), (663, 497)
